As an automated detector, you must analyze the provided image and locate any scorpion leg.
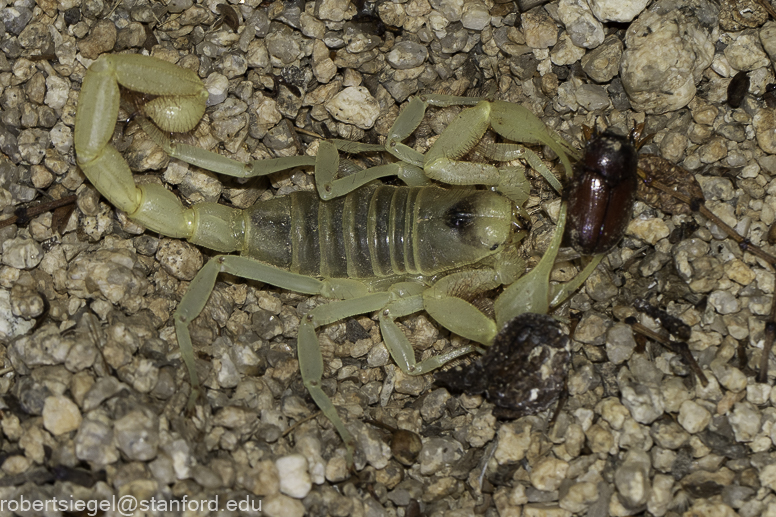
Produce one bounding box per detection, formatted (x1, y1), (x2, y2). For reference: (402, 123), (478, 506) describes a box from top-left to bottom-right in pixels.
(140, 114), (430, 202)
(315, 96), (439, 199)
(493, 203), (603, 328)
(379, 252), (523, 373)
(420, 97), (568, 196)
(316, 95), (573, 202)
(378, 204), (601, 380)
(140, 127), (428, 202)
(137, 117), (317, 179)
(176, 255), (388, 466)
(487, 99), (580, 172)
(314, 142), (427, 201)
(334, 96), (428, 167)
(138, 94), (428, 198)
(494, 204), (569, 327)
(174, 255), (324, 400)
(377, 283), (485, 375)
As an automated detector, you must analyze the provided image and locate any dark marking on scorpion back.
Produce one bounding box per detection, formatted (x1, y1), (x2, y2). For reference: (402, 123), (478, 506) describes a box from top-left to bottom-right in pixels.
(444, 199), (476, 230)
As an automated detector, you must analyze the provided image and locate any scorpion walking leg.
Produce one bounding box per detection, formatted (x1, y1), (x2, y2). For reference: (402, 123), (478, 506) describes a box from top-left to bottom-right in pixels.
(379, 261), (523, 374)
(419, 97), (570, 195)
(175, 255), (375, 463)
(317, 95), (575, 201)
(137, 117), (319, 179)
(174, 255), (327, 396)
(374, 282), (485, 375)
(315, 96), (440, 199)
(331, 95), (429, 167)
(313, 142), (426, 201)
(297, 291), (394, 465)
(139, 117), (428, 202)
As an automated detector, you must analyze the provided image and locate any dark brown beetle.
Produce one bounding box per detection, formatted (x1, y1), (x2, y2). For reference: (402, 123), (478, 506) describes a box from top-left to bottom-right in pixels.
(564, 130), (638, 255)
(727, 70), (749, 108)
(763, 83), (776, 108)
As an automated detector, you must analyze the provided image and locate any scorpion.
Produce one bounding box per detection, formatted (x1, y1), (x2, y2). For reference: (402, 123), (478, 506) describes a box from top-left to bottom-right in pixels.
(73, 53), (598, 465)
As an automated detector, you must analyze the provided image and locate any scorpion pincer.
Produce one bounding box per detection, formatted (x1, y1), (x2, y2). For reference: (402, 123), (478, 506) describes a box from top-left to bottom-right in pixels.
(74, 53), (589, 466)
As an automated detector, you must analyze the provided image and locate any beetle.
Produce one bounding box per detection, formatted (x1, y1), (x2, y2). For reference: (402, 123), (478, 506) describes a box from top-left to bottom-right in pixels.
(564, 130), (639, 255)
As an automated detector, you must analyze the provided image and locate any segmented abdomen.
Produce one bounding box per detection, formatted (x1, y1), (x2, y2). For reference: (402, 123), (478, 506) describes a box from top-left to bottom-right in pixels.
(243, 185), (513, 279)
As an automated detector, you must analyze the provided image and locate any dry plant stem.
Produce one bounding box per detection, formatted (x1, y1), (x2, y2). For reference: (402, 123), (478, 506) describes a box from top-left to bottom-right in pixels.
(0, 195), (77, 229)
(641, 174), (776, 383)
(364, 419), (396, 433)
(757, 0), (776, 20)
(644, 177), (776, 265)
(281, 410), (322, 438)
(548, 387), (569, 428)
(630, 322), (708, 386)
(759, 301), (776, 383)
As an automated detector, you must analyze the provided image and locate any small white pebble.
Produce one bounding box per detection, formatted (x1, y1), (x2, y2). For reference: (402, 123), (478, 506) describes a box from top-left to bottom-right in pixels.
(42, 395), (82, 435)
(275, 454), (312, 499)
(677, 400), (711, 434)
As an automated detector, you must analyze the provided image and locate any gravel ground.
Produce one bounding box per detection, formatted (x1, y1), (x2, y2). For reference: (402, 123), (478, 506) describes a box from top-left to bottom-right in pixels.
(2, 0), (776, 516)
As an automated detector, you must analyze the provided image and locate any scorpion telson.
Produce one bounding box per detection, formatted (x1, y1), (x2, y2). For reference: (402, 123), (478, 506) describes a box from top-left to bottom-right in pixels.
(74, 53), (590, 466)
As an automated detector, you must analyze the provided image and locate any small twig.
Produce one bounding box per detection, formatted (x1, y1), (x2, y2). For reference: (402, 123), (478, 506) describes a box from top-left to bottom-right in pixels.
(281, 410), (322, 438)
(630, 322), (708, 386)
(0, 195), (77, 230)
(296, 127), (325, 139)
(757, 0), (776, 20)
(644, 178), (776, 265)
(758, 301), (776, 383)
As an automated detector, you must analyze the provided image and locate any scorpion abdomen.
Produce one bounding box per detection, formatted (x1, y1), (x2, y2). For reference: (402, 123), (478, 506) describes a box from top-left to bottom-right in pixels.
(243, 186), (515, 280)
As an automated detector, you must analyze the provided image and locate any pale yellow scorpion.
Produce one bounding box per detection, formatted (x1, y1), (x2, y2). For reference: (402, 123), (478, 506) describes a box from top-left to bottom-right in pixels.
(74, 53), (598, 464)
